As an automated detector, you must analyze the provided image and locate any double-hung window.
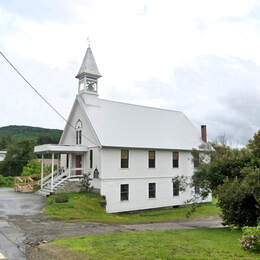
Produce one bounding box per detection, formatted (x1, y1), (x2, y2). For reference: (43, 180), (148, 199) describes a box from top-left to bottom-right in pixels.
(195, 185), (200, 194)
(148, 151), (155, 168)
(173, 181), (179, 196)
(194, 153), (200, 168)
(148, 183), (156, 198)
(121, 150), (129, 168)
(173, 152), (179, 168)
(120, 184), (129, 201)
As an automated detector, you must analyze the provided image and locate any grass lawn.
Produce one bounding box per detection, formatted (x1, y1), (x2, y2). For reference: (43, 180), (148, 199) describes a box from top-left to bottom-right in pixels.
(51, 228), (260, 259)
(45, 192), (220, 224)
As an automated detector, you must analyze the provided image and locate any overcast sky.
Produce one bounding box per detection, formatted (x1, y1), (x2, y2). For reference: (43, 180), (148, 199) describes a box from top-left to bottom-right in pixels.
(0, 0), (259, 145)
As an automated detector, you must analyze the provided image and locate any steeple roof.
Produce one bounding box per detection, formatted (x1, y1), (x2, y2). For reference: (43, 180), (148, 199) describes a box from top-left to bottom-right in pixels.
(76, 46), (102, 79)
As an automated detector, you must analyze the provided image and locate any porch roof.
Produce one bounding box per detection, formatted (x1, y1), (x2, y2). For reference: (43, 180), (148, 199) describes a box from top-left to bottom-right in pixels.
(34, 144), (88, 153)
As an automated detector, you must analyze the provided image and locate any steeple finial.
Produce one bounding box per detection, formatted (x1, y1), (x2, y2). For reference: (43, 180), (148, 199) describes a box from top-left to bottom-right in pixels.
(87, 36), (91, 48)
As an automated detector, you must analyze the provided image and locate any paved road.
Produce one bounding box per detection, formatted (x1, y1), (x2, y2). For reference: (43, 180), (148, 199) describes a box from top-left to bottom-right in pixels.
(0, 188), (45, 260)
(0, 188), (223, 259)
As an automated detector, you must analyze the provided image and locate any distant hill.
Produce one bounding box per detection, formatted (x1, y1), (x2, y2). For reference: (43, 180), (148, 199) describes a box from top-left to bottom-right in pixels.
(0, 125), (63, 144)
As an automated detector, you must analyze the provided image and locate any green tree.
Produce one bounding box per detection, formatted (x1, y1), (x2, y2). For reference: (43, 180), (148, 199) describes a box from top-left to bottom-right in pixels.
(21, 160), (42, 176)
(0, 139), (36, 177)
(0, 136), (13, 150)
(192, 130), (260, 227)
(248, 130), (260, 159)
(217, 168), (260, 227)
(37, 135), (60, 145)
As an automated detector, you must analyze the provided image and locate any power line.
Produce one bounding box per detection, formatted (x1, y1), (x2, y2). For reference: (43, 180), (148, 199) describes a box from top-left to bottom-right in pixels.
(0, 50), (97, 146)
(0, 51), (68, 123)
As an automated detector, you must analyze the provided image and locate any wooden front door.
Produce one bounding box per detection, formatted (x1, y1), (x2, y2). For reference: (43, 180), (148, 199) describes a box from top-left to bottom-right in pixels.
(76, 155), (82, 175)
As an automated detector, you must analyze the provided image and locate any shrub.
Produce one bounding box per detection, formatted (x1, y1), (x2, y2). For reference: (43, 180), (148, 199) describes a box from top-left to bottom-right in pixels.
(217, 180), (258, 227)
(240, 224), (260, 251)
(0, 175), (14, 187)
(54, 194), (69, 203)
(82, 172), (93, 192)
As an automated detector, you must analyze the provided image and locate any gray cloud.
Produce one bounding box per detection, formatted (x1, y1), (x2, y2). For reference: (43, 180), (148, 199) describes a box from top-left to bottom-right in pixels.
(0, 1), (259, 147)
(127, 56), (260, 145)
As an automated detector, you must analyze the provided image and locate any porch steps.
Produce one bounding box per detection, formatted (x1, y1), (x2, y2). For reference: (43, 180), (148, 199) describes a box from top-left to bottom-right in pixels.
(37, 177), (82, 196)
(37, 182), (68, 196)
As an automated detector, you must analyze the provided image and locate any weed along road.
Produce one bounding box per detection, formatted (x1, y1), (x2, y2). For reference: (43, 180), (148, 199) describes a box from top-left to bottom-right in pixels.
(0, 188), (46, 260)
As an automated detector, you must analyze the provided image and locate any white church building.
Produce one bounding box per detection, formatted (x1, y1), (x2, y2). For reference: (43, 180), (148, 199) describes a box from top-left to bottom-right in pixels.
(35, 46), (211, 213)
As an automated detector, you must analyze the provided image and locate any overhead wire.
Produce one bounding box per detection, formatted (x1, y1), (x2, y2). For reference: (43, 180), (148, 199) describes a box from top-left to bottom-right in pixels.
(0, 50), (97, 146)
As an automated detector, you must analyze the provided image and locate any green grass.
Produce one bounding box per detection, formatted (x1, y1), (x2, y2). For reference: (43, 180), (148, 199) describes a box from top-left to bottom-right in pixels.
(51, 228), (260, 259)
(45, 192), (220, 224)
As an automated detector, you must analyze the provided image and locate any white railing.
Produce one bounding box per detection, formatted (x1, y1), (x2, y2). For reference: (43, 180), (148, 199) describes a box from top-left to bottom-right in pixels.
(42, 168), (69, 190)
(40, 168), (84, 193)
(53, 175), (70, 189)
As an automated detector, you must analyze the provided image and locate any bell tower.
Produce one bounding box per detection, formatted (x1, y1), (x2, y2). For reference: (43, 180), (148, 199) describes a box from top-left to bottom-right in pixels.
(76, 44), (102, 95)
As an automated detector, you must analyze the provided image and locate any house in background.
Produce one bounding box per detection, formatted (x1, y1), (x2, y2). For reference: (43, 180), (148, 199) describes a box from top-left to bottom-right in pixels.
(34, 46), (212, 213)
(0, 151), (7, 162)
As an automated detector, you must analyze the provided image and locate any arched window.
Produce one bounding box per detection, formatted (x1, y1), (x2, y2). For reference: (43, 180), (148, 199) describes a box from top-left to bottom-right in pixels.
(75, 120), (82, 145)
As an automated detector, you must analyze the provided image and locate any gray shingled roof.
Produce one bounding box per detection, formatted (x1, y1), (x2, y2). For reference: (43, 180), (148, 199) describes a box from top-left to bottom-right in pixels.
(76, 47), (102, 79)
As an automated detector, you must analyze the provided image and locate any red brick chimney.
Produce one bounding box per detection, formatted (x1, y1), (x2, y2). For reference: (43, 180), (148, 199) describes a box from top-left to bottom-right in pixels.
(201, 125), (207, 142)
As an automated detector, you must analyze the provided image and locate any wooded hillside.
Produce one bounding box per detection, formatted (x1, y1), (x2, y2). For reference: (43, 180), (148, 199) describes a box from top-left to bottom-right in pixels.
(0, 125), (62, 146)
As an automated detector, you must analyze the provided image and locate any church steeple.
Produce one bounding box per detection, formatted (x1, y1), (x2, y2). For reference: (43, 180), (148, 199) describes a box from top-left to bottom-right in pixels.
(76, 45), (102, 94)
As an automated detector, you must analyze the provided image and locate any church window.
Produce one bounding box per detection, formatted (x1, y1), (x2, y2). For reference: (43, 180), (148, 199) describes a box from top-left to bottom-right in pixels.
(148, 151), (155, 168)
(173, 152), (179, 168)
(194, 153), (200, 168)
(195, 185), (200, 194)
(173, 181), (179, 196)
(66, 154), (69, 169)
(120, 184), (129, 201)
(121, 150), (129, 168)
(90, 150), (93, 169)
(75, 120), (82, 145)
(149, 183), (156, 198)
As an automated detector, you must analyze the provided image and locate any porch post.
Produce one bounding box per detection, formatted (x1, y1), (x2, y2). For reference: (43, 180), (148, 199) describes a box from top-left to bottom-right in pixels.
(58, 154), (61, 172)
(68, 153), (72, 177)
(51, 153), (54, 192)
(41, 154), (44, 189)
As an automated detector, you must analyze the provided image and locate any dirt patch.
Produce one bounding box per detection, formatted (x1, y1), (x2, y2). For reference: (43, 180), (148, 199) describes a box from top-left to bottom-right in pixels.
(27, 244), (86, 260)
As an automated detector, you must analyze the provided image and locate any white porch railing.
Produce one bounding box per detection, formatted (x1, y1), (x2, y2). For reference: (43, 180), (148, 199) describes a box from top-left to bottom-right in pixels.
(40, 167), (84, 193)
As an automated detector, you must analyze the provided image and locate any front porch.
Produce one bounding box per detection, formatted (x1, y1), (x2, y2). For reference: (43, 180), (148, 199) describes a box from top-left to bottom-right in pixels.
(34, 144), (89, 195)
